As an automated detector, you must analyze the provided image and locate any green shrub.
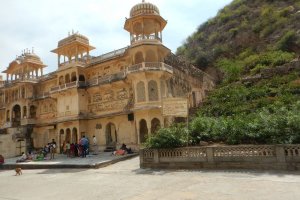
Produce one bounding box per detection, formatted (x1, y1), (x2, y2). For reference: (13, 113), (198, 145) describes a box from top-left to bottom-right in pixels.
(191, 101), (300, 145)
(276, 30), (297, 51)
(144, 124), (188, 148)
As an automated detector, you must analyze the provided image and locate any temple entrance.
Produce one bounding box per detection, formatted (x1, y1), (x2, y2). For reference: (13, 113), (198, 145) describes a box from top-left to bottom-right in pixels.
(12, 104), (21, 127)
(139, 119), (148, 143)
(106, 123), (117, 146)
(72, 128), (78, 143)
(66, 128), (71, 143)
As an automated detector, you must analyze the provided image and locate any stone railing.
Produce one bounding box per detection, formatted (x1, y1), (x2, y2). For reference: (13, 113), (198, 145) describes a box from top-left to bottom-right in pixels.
(50, 81), (87, 93)
(140, 145), (300, 170)
(127, 62), (173, 74)
(90, 47), (128, 64)
(131, 34), (162, 44)
(34, 91), (50, 99)
(20, 118), (36, 126)
(59, 58), (86, 68)
(88, 71), (126, 86)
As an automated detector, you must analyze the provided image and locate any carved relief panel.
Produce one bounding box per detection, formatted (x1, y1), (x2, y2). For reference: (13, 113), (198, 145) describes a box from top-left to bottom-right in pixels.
(88, 87), (133, 114)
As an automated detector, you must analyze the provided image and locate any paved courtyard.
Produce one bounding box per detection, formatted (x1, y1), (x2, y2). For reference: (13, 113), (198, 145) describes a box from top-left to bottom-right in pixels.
(1, 157), (300, 200)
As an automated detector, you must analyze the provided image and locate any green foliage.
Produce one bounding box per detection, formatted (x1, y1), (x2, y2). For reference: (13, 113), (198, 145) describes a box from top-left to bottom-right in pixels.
(191, 102), (300, 144)
(176, 0), (299, 70)
(171, 0), (300, 148)
(276, 30), (297, 51)
(144, 124), (188, 148)
(216, 59), (243, 83)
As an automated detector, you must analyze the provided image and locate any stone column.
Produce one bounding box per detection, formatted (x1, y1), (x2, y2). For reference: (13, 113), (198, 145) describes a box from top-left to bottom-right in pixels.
(58, 54), (61, 66)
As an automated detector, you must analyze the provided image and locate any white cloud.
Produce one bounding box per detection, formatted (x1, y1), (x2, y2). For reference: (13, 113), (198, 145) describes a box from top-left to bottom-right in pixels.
(0, 0), (232, 77)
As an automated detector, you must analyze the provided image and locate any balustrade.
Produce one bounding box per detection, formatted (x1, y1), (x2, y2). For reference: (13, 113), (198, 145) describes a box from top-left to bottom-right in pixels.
(50, 81), (87, 93)
(140, 145), (300, 170)
(131, 34), (162, 43)
(21, 118), (36, 125)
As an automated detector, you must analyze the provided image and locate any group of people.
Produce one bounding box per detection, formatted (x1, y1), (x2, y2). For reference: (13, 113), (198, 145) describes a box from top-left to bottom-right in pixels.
(13, 136), (134, 163)
(16, 139), (57, 163)
(62, 135), (90, 158)
(113, 143), (133, 156)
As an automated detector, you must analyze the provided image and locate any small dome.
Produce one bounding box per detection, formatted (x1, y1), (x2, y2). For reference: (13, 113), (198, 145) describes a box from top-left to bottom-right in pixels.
(58, 33), (89, 47)
(130, 1), (160, 17)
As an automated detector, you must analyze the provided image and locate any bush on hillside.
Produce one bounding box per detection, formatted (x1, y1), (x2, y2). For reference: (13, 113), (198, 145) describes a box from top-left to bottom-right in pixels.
(144, 124), (188, 149)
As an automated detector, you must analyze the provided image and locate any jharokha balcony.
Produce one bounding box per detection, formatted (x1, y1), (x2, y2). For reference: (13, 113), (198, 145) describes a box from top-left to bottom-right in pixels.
(50, 62), (173, 92)
(21, 118), (36, 126)
(131, 34), (162, 44)
(50, 81), (87, 93)
(127, 62), (173, 74)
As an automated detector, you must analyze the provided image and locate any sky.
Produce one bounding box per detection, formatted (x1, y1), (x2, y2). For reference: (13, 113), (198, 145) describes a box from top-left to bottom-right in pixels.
(0, 0), (232, 77)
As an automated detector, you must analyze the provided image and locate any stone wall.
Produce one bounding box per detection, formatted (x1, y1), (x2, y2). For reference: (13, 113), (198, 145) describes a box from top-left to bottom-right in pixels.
(140, 145), (300, 170)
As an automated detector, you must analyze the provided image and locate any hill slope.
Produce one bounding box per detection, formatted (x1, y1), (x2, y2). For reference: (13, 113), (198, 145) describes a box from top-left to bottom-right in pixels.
(177, 0), (300, 145)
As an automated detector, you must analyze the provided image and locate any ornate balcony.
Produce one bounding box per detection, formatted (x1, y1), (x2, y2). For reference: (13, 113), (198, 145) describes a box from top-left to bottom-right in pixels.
(3, 76), (39, 87)
(34, 91), (50, 99)
(88, 71), (126, 87)
(50, 81), (87, 93)
(59, 58), (86, 69)
(131, 34), (162, 44)
(21, 118), (36, 126)
(127, 62), (173, 74)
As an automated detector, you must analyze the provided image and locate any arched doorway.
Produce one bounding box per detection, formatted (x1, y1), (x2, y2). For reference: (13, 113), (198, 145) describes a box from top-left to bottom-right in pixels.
(23, 106), (27, 118)
(65, 128), (71, 143)
(106, 123), (117, 146)
(65, 74), (70, 83)
(72, 128), (78, 143)
(151, 118), (161, 134)
(139, 119), (148, 143)
(12, 104), (21, 127)
(79, 75), (85, 82)
(59, 129), (64, 154)
(134, 51), (144, 64)
(29, 105), (36, 118)
(71, 72), (77, 82)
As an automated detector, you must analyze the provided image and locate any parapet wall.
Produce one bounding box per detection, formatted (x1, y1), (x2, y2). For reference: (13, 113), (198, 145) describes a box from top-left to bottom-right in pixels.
(140, 145), (300, 170)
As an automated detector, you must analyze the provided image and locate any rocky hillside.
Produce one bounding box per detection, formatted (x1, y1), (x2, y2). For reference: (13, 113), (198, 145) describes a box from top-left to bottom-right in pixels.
(176, 0), (300, 144)
(177, 0), (300, 70)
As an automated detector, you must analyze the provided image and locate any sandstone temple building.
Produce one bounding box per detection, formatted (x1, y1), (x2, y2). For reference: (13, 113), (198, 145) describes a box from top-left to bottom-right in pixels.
(0, 1), (214, 158)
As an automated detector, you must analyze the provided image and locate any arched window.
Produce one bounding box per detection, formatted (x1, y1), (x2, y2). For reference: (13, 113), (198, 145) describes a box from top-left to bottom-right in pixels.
(66, 128), (71, 143)
(72, 128), (78, 143)
(71, 72), (77, 82)
(23, 106), (27, 118)
(59, 76), (64, 85)
(134, 52), (144, 64)
(139, 119), (148, 143)
(29, 105), (36, 118)
(137, 81), (145, 102)
(79, 75), (85, 82)
(106, 123), (117, 146)
(148, 80), (158, 101)
(65, 74), (70, 83)
(151, 118), (161, 134)
(6, 110), (10, 121)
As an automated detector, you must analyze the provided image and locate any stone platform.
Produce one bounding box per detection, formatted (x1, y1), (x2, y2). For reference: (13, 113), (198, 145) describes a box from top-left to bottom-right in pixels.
(0, 152), (138, 170)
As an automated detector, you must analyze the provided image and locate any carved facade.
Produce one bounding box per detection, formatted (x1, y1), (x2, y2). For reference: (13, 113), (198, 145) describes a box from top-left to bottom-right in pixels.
(0, 1), (215, 158)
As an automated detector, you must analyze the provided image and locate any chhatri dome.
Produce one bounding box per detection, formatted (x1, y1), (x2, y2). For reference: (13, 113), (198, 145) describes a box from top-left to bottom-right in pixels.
(130, 0), (160, 17)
